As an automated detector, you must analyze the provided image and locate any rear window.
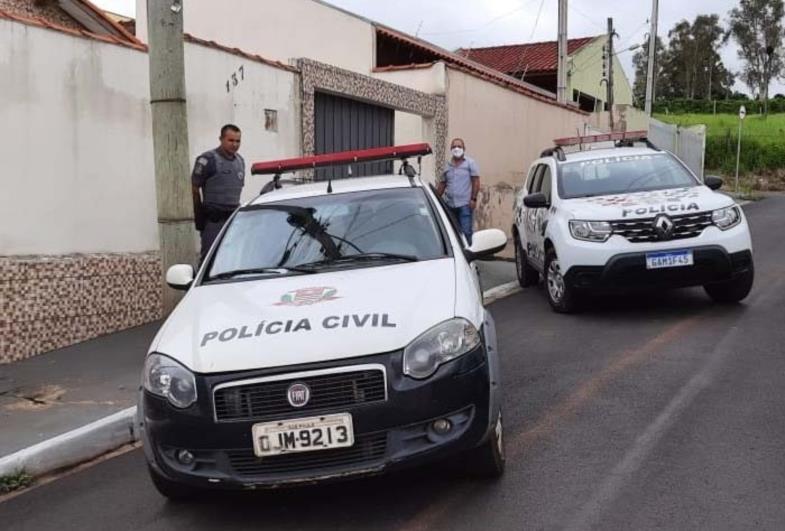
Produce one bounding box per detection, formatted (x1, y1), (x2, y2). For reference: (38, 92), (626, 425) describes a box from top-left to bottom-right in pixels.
(558, 153), (698, 199)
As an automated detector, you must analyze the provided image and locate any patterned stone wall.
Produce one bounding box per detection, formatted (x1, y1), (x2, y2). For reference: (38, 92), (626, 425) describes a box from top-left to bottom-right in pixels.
(0, 252), (162, 364)
(297, 58), (448, 173)
(0, 0), (83, 31)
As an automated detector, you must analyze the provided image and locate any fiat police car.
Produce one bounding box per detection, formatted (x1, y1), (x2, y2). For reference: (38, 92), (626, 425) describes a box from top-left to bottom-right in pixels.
(138, 144), (507, 499)
(513, 132), (754, 313)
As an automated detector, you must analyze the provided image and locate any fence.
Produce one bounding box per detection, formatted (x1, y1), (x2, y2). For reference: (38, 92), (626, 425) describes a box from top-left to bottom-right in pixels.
(648, 119), (706, 180)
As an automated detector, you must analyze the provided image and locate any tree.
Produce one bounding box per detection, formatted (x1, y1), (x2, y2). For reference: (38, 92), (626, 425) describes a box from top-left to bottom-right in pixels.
(659, 15), (733, 100)
(729, 0), (785, 115)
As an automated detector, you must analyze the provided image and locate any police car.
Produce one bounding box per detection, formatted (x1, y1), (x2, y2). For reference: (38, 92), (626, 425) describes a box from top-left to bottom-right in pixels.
(138, 144), (507, 499)
(513, 131), (754, 313)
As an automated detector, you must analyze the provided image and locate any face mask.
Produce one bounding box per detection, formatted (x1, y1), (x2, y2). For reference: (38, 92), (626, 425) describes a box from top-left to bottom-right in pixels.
(451, 147), (465, 158)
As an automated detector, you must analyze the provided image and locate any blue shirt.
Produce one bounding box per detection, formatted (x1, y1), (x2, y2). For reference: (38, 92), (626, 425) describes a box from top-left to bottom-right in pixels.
(440, 156), (480, 208)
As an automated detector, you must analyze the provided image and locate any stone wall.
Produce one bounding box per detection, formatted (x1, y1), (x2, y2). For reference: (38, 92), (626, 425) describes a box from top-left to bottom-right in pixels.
(0, 0), (83, 30)
(0, 253), (162, 364)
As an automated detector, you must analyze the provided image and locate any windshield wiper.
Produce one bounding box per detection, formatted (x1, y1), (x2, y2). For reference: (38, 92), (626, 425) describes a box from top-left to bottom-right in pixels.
(297, 252), (419, 269)
(207, 266), (315, 281)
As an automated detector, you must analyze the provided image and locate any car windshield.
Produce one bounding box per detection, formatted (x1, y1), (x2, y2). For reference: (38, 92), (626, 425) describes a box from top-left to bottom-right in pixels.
(558, 153), (698, 199)
(206, 188), (447, 280)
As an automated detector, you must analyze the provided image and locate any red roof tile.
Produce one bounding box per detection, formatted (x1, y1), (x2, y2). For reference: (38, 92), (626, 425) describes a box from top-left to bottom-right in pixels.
(458, 37), (598, 75)
(375, 25), (587, 115)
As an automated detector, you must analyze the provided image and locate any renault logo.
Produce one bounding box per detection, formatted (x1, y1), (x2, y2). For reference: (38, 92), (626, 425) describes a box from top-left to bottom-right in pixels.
(653, 214), (675, 240)
(287, 382), (310, 408)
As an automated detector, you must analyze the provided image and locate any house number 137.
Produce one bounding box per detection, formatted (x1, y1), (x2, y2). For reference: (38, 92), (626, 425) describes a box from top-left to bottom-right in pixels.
(226, 65), (245, 93)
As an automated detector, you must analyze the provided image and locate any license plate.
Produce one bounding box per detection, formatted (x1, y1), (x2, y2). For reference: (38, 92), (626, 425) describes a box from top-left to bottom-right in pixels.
(252, 413), (354, 457)
(645, 250), (694, 270)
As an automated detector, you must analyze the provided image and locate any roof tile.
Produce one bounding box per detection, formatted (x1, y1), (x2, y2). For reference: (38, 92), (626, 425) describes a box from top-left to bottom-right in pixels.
(458, 37), (598, 75)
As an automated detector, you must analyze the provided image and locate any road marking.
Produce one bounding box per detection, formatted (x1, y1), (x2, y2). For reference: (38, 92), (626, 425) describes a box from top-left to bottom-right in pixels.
(564, 280), (784, 530)
(508, 316), (702, 458)
(399, 316), (702, 531)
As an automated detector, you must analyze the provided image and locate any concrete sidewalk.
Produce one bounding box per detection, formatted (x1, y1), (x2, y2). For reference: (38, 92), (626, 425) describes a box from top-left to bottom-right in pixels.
(0, 260), (516, 480)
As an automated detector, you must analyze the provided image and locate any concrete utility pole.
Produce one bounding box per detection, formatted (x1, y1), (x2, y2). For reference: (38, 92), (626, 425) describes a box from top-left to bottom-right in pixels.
(644, 0), (659, 116)
(607, 17), (615, 131)
(146, 0), (193, 314)
(557, 0), (568, 104)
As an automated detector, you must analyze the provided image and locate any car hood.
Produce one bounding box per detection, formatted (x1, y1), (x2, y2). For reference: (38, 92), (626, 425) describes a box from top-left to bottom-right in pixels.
(151, 259), (457, 374)
(562, 186), (733, 220)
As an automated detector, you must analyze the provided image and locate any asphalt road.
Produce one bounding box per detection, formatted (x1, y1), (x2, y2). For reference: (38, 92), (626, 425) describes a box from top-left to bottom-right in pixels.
(3, 196), (785, 531)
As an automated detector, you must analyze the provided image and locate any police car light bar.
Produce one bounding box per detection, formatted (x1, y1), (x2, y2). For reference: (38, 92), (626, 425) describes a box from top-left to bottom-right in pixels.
(251, 143), (432, 175)
(553, 130), (649, 147)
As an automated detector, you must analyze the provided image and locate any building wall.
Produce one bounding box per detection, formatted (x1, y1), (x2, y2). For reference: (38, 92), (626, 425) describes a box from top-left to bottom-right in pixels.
(569, 37), (633, 107)
(135, 0), (374, 74)
(0, 19), (300, 363)
(446, 67), (586, 245)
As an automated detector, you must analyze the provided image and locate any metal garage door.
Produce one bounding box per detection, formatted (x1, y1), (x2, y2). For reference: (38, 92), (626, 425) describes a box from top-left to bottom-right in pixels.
(314, 92), (394, 181)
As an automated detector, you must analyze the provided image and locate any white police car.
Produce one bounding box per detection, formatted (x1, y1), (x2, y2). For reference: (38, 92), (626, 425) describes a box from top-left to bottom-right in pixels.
(138, 144), (507, 499)
(513, 132), (754, 313)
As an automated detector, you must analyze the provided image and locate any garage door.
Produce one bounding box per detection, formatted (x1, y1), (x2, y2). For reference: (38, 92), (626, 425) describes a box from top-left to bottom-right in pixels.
(314, 92), (394, 181)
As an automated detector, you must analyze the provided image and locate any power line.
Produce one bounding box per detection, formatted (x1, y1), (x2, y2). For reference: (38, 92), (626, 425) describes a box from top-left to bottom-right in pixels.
(509, 0), (546, 80)
(421, 0), (539, 37)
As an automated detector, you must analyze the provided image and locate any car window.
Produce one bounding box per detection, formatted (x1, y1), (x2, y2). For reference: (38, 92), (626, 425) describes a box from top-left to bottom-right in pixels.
(558, 153), (698, 199)
(208, 188), (448, 277)
(539, 165), (553, 200)
(529, 165), (545, 193)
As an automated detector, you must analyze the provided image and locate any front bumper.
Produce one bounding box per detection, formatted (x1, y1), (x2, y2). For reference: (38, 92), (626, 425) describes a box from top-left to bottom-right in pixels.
(139, 345), (494, 489)
(564, 246), (753, 291)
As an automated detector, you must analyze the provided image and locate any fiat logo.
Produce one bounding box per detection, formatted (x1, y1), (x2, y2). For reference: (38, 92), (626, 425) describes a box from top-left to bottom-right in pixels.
(287, 382), (310, 408)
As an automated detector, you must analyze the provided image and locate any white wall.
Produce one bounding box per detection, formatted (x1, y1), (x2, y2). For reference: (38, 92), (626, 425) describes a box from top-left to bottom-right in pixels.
(136, 0), (374, 74)
(0, 20), (300, 256)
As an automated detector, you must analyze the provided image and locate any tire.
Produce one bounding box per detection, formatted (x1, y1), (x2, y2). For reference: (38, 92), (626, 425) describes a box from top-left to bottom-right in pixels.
(467, 412), (505, 479)
(704, 263), (754, 303)
(148, 465), (203, 502)
(514, 234), (539, 288)
(544, 248), (579, 313)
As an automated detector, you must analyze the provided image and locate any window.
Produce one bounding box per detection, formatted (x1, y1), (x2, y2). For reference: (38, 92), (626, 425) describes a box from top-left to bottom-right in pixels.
(558, 153), (699, 199)
(529, 165), (546, 194)
(208, 188), (447, 279)
(539, 166), (553, 201)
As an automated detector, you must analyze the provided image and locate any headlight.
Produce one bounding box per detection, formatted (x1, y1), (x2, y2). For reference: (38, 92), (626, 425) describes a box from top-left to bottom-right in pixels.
(712, 206), (741, 230)
(569, 220), (612, 242)
(403, 318), (481, 380)
(143, 353), (198, 408)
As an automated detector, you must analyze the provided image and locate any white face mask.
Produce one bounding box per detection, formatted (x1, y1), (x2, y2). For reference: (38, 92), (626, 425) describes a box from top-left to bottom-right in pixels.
(451, 147), (465, 159)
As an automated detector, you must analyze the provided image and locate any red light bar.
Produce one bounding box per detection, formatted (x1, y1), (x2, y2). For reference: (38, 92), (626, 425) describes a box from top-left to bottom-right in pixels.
(251, 143), (432, 175)
(553, 130), (649, 147)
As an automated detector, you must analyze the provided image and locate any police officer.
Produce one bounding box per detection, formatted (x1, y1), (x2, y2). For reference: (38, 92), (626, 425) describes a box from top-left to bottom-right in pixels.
(436, 138), (481, 245)
(192, 124), (245, 261)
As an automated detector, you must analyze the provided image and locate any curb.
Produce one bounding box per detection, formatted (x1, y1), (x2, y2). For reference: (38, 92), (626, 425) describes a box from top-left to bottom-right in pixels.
(0, 406), (138, 478)
(0, 283), (521, 482)
(483, 281), (521, 304)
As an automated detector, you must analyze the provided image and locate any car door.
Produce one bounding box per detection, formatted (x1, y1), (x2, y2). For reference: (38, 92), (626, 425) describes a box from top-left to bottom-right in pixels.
(530, 163), (554, 268)
(522, 164), (545, 268)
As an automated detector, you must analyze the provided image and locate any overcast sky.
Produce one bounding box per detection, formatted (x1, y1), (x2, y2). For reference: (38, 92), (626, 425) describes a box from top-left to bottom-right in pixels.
(93, 0), (785, 95)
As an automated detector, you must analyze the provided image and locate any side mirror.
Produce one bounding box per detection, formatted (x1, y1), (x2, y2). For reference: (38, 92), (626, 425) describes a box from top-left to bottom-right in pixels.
(466, 229), (507, 261)
(704, 175), (723, 191)
(523, 192), (549, 208)
(166, 264), (194, 291)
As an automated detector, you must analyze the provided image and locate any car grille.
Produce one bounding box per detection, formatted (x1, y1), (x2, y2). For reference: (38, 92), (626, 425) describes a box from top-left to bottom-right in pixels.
(225, 431), (388, 477)
(213, 368), (387, 423)
(610, 212), (713, 243)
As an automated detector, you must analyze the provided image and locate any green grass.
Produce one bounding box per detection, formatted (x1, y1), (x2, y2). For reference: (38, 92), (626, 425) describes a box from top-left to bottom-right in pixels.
(653, 113), (785, 181)
(0, 470), (33, 494)
(655, 113), (785, 144)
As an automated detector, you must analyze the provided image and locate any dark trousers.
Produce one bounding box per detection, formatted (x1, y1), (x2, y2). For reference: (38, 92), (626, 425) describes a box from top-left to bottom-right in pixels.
(200, 220), (227, 262)
(450, 205), (474, 245)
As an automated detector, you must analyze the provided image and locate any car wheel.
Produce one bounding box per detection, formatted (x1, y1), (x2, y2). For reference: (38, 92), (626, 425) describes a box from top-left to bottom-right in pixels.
(467, 412), (505, 479)
(544, 248), (579, 313)
(514, 235), (539, 288)
(704, 263), (754, 303)
(148, 465), (203, 502)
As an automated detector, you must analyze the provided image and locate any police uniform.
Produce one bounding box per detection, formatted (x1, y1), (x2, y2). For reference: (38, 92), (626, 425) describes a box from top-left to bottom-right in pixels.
(192, 148), (245, 260)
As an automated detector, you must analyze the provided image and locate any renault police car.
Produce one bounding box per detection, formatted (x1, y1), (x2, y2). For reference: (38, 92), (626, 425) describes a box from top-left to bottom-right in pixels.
(513, 131), (754, 313)
(138, 144), (507, 499)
